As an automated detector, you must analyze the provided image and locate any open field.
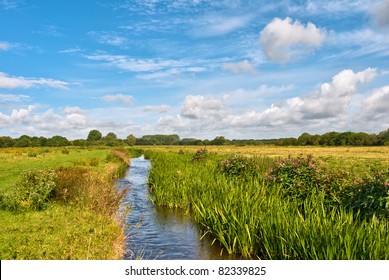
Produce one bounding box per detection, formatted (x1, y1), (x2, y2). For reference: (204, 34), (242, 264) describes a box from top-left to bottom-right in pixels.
(0, 147), (130, 259)
(144, 145), (389, 259)
(141, 145), (389, 176)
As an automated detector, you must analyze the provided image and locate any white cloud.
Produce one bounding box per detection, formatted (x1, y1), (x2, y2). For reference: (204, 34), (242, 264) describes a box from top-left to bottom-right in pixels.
(259, 17), (326, 62)
(63, 106), (84, 115)
(181, 95), (226, 120)
(221, 60), (256, 74)
(143, 105), (171, 113)
(85, 54), (183, 72)
(191, 14), (252, 37)
(0, 0), (20, 10)
(0, 93), (30, 103)
(101, 94), (134, 105)
(59, 47), (83, 54)
(0, 72), (69, 89)
(89, 31), (128, 46)
(371, 0), (389, 28)
(0, 41), (10, 51)
(357, 86), (389, 122)
(156, 68), (379, 138)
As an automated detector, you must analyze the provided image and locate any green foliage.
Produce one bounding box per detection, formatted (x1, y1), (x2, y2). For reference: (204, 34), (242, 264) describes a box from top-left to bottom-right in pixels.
(0, 169), (57, 211)
(218, 154), (274, 179)
(192, 148), (209, 162)
(343, 170), (389, 219)
(61, 148), (70, 154)
(146, 150), (389, 259)
(27, 151), (37, 157)
(87, 129), (102, 141)
(266, 154), (353, 202)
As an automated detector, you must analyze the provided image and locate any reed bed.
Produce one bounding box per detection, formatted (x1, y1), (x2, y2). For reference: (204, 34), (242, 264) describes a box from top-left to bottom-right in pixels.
(145, 149), (389, 260)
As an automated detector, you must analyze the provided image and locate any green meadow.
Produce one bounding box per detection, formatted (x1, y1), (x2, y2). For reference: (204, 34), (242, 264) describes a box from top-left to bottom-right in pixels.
(0, 147), (130, 259)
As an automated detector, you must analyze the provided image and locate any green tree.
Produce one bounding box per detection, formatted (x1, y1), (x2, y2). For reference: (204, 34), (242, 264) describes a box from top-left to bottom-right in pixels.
(104, 132), (117, 141)
(126, 134), (136, 146)
(87, 129), (102, 141)
(0, 136), (14, 147)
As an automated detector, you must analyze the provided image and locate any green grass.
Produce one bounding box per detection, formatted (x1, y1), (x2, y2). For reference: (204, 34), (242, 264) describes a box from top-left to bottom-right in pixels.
(0, 147), (109, 193)
(0, 147), (132, 259)
(145, 148), (389, 259)
(0, 205), (123, 259)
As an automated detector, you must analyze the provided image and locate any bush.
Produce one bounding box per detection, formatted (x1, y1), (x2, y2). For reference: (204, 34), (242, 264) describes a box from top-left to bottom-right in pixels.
(27, 151), (37, 157)
(343, 170), (389, 219)
(218, 154), (272, 179)
(266, 154), (353, 202)
(4, 169), (58, 211)
(192, 148), (209, 162)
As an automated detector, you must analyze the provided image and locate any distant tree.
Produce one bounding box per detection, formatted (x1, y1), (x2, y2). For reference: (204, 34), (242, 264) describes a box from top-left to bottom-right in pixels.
(14, 135), (32, 147)
(72, 139), (87, 146)
(0, 136), (14, 147)
(104, 132), (117, 141)
(87, 129), (102, 141)
(210, 136), (228, 145)
(47, 135), (71, 146)
(126, 134), (137, 146)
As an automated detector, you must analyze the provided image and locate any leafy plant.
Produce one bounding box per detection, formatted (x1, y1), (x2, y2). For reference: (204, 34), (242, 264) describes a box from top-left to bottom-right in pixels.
(8, 169), (57, 210)
(192, 148), (209, 162)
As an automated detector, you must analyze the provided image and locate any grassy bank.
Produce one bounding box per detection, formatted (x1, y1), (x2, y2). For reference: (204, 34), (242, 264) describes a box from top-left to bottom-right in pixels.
(145, 147), (389, 259)
(0, 147), (131, 259)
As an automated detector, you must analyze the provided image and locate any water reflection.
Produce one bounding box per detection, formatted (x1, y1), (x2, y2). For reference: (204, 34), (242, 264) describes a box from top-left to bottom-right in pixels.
(119, 155), (243, 260)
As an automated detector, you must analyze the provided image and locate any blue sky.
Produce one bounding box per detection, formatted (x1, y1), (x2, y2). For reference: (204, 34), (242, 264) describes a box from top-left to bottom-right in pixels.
(0, 0), (388, 140)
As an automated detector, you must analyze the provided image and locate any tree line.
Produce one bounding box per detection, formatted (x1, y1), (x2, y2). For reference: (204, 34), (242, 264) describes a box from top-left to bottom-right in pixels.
(0, 129), (388, 148)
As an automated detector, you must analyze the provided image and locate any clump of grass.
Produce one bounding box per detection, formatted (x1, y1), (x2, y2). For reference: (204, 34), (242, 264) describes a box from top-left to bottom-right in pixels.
(27, 151), (37, 157)
(61, 148), (70, 154)
(89, 158), (100, 167)
(55, 167), (128, 217)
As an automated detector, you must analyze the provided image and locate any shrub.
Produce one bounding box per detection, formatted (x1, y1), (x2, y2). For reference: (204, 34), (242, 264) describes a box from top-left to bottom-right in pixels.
(343, 170), (389, 219)
(7, 169), (57, 211)
(218, 154), (272, 179)
(27, 151), (37, 157)
(266, 154), (353, 202)
(192, 148), (209, 162)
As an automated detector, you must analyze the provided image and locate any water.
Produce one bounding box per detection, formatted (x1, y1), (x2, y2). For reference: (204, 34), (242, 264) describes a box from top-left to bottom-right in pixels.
(118, 155), (240, 260)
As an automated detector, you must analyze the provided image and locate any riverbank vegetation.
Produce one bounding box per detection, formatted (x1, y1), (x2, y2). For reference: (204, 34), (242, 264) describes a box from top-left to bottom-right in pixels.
(0, 147), (131, 259)
(145, 146), (389, 259)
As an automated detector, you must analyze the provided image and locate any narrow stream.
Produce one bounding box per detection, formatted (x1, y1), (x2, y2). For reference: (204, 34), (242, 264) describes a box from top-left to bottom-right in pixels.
(118, 155), (239, 260)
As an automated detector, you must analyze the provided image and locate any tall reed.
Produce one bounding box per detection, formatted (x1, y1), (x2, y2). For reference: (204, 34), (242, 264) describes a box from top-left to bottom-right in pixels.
(146, 149), (389, 259)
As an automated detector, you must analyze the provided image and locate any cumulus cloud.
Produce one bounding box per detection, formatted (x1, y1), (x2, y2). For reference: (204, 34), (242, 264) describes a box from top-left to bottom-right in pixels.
(101, 94), (134, 105)
(180, 95), (226, 120)
(156, 68), (379, 137)
(222, 60), (256, 74)
(0, 72), (69, 89)
(143, 105), (171, 113)
(63, 106), (84, 115)
(259, 17), (326, 62)
(371, 0), (389, 28)
(357, 86), (389, 122)
(231, 68), (377, 126)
